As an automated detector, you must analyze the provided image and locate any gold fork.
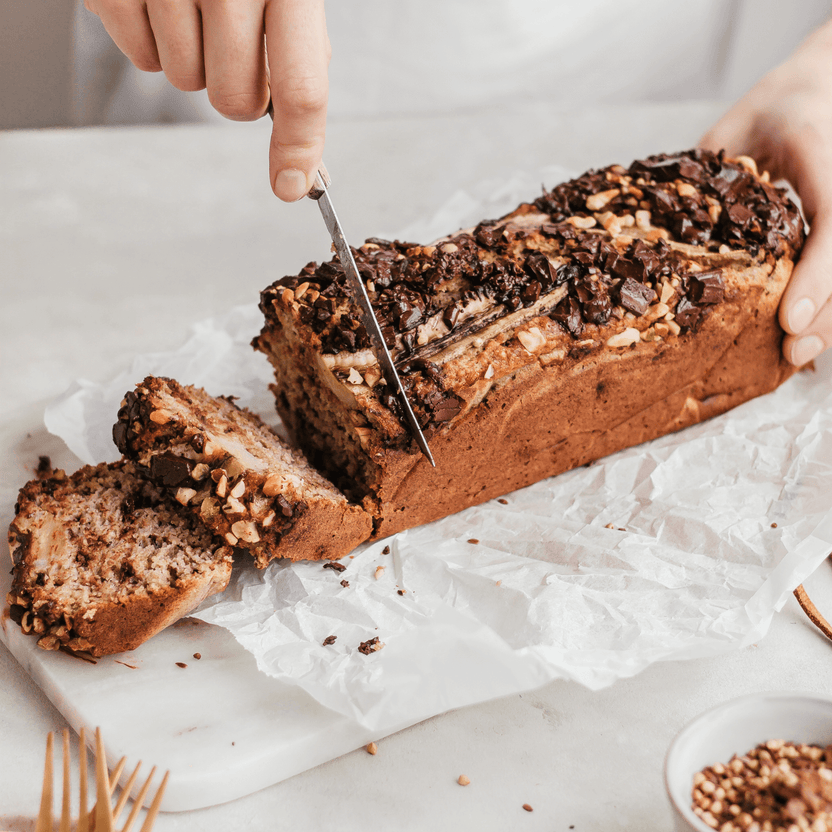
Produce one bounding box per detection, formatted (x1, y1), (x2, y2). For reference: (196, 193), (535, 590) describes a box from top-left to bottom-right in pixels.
(35, 727), (169, 832)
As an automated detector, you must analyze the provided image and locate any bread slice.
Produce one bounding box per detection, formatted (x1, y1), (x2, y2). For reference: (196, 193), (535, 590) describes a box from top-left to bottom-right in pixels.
(254, 149), (805, 538)
(7, 460), (232, 657)
(113, 376), (373, 565)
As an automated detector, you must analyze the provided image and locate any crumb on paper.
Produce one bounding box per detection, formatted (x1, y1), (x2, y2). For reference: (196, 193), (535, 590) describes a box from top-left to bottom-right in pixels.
(497, 498), (508, 505)
(468, 538), (479, 545)
(176, 662), (187, 668)
(458, 775), (471, 786)
(340, 579), (350, 588)
(375, 566), (385, 580)
(193, 652), (201, 660)
(323, 561), (346, 573)
(382, 545), (391, 555)
(522, 804), (533, 812)
(366, 742), (378, 755)
(35, 455), (53, 480)
(323, 635), (337, 646)
(358, 637), (383, 655)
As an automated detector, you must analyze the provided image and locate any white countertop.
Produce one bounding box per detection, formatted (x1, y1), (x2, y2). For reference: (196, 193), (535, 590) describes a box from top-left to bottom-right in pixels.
(3, 101), (832, 831)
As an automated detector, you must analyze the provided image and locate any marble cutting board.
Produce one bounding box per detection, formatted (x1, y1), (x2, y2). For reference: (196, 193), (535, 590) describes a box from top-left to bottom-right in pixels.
(0, 409), (418, 812)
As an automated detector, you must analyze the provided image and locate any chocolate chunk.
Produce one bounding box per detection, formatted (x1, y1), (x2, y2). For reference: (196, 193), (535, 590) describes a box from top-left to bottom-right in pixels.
(275, 495), (294, 517)
(323, 561), (346, 572)
(551, 296), (584, 337)
(358, 636), (380, 655)
(149, 453), (195, 488)
(616, 278), (656, 316)
(674, 297), (703, 331)
(442, 304), (460, 330)
(475, 221), (502, 248)
(688, 270), (724, 304)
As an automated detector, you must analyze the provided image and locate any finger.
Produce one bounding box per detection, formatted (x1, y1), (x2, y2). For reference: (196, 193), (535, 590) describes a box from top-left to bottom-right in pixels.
(146, 0), (205, 91)
(265, 0), (329, 201)
(782, 285), (832, 366)
(202, 0), (270, 121)
(88, 0), (161, 73)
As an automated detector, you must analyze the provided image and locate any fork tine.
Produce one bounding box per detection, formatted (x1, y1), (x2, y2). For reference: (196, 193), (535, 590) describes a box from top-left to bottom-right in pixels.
(94, 727), (115, 832)
(111, 760), (142, 826)
(119, 765), (155, 832)
(34, 732), (54, 832)
(109, 757), (127, 795)
(138, 770), (168, 832)
(78, 726), (90, 832)
(59, 729), (72, 832)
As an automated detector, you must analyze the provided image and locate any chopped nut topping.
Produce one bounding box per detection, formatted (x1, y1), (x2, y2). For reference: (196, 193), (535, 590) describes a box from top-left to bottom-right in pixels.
(606, 328), (641, 348)
(586, 188), (619, 211)
(229, 479), (246, 500)
(517, 326), (546, 353)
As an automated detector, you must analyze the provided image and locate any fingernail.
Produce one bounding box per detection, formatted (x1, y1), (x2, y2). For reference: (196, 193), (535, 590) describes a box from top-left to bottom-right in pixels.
(791, 334), (824, 366)
(788, 297), (816, 333)
(273, 169), (309, 202)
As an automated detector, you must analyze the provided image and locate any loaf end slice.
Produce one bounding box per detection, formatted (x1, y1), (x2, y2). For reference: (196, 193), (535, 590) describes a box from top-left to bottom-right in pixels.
(7, 460), (233, 657)
(113, 376), (373, 565)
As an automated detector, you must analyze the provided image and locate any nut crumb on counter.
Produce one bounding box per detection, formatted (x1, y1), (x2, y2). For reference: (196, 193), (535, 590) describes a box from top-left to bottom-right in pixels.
(366, 742), (378, 755)
(522, 804), (533, 812)
(458, 775), (471, 786)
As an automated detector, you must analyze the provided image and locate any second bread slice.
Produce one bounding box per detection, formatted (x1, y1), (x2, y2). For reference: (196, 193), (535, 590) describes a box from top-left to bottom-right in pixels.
(114, 376), (373, 566)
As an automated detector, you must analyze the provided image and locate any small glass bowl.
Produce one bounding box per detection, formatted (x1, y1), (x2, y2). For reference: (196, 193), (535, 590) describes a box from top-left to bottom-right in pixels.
(664, 692), (832, 832)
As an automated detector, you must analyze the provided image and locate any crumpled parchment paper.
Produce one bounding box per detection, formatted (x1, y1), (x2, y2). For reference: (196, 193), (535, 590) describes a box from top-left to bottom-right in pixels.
(44, 167), (832, 732)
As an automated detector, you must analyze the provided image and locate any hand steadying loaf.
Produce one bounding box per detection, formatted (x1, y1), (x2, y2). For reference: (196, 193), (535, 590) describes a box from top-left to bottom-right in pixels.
(701, 17), (832, 369)
(84, 1), (832, 368)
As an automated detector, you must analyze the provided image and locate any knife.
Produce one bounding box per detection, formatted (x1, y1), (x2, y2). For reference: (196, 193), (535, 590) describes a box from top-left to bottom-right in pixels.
(306, 169), (436, 467)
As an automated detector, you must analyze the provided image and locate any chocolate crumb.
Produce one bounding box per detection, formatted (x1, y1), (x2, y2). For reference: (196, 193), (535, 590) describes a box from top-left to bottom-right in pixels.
(193, 652), (201, 660)
(340, 579), (350, 587)
(323, 635), (337, 646)
(382, 545), (391, 555)
(771, 522), (778, 528)
(522, 804), (533, 813)
(498, 498), (508, 505)
(468, 538), (479, 545)
(397, 589), (405, 596)
(323, 561), (346, 572)
(176, 662), (187, 668)
(35, 456), (53, 480)
(358, 636), (381, 655)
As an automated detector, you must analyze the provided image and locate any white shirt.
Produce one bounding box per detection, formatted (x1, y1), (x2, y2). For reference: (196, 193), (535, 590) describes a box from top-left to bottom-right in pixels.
(70, 0), (832, 126)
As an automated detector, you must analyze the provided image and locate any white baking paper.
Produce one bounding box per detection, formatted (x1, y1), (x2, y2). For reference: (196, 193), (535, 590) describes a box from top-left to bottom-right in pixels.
(44, 167), (832, 732)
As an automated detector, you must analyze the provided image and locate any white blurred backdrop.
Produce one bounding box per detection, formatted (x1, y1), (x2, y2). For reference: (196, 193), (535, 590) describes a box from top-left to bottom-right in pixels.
(1, 0), (831, 131)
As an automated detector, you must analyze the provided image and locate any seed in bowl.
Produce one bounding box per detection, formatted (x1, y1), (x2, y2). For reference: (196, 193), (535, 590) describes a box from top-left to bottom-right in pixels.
(692, 740), (832, 831)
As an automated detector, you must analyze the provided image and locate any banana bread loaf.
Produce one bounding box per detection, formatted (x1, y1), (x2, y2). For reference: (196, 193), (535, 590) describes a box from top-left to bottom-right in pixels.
(7, 460), (233, 656)
(113, 376), (373, 565)
(253, 149), (805, 538)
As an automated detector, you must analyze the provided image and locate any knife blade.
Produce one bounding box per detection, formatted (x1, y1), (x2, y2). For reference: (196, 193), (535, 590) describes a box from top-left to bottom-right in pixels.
(306, 170), (436, 467)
